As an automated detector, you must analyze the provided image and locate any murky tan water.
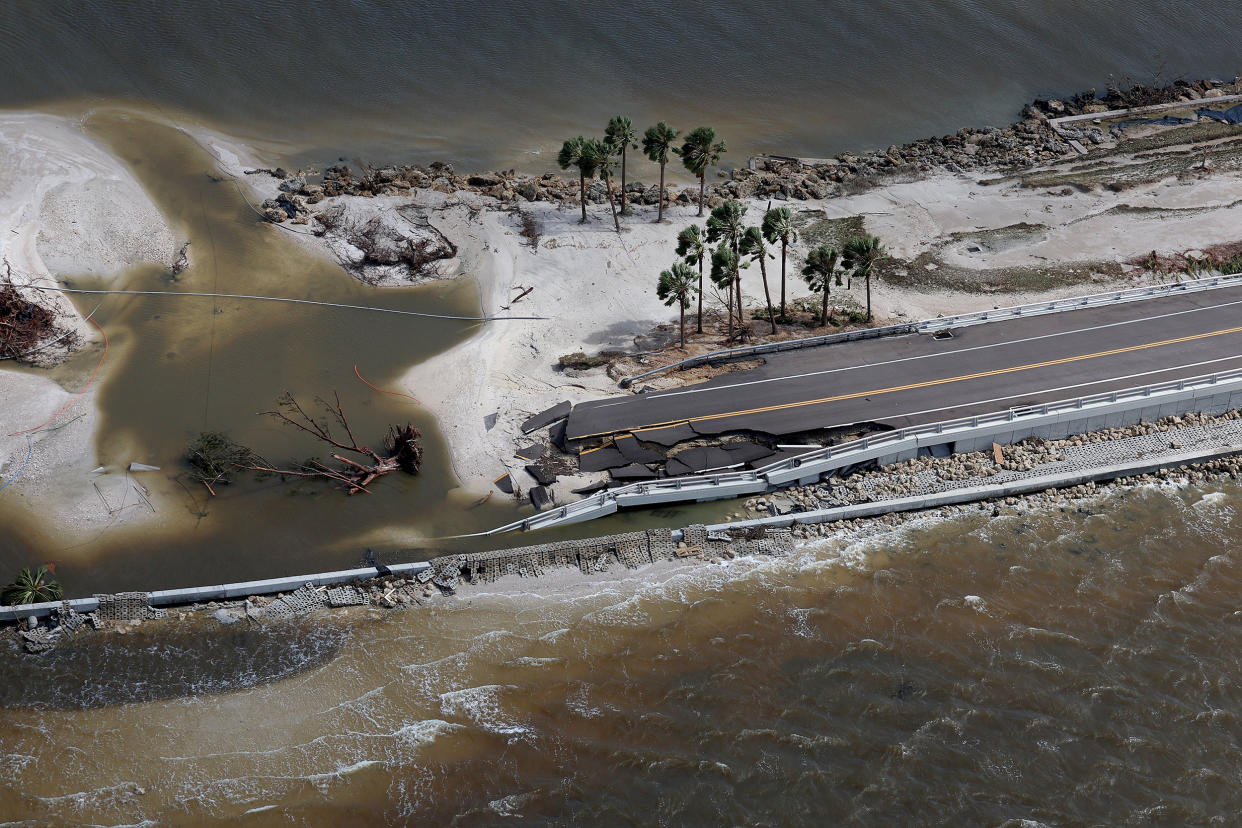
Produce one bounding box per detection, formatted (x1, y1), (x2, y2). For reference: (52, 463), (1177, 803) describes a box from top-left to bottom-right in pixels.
(0, 110), (528, 592)
(2, 479), (1240, 823)
(0, 109), (740, 594)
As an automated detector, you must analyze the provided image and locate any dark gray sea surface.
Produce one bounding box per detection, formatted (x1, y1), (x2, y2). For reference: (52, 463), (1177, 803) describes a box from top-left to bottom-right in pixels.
(2, 0), (1240, 169)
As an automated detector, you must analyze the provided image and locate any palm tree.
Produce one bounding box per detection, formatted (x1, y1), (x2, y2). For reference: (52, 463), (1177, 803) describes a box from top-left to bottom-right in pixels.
(842, 234), (887, 322)
(3, 566), (63, 606)
(679, 126), (726, 217)
(657, 262), (700, 349)
(642, 121), (678, 223)
(706, 200), (747, 333)
(604, 116), (638, 215)
(762, 206), (798, 320)
(740, 227), (777, 334)
(584, 138), (621, 233)
(711, 243), (741, 339)
(558, 136), (591, 224)
(676, 223), (707, 333)
(802, 245), (841, 328)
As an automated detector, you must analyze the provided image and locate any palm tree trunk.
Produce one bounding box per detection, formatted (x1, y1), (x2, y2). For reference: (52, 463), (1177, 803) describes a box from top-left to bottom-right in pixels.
(758, 254), (776, 335)
(697, 172), (706, 217)
(696, 256), (704, 334)
(865, 271), (872, 321)
(726, 279), (734, 339)
(656, 162), (665, 223)
(733, 243), (744, 339)
(620, 148), (628, 215)
(734, 266), (744, 340)
(779, 239), (788, 319)
(605, 180), (620, 233)
(679, 304), (686, 349)
(578, 172), (587, 223)
(822, 286), (830, 329)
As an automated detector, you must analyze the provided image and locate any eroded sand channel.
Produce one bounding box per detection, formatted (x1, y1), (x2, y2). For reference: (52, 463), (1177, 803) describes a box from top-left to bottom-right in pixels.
(0, 111), (526, 592)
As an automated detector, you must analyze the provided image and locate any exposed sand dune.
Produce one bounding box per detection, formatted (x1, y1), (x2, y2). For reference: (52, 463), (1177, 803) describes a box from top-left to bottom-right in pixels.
(0, 113), (179, 534)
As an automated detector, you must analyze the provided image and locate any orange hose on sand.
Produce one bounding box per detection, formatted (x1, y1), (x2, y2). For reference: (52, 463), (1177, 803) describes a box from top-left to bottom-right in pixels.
(8, 317), (109, 436)
(353, 364), (418, 403)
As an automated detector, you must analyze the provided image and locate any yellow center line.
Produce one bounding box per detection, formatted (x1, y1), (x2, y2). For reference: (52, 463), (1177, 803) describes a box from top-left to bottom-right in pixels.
(578, 439), (616, 456)
(570, 324), (1242, 440)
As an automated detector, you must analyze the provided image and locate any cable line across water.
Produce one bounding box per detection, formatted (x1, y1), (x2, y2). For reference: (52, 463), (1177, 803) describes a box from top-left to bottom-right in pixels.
(19, 284), (547, 322)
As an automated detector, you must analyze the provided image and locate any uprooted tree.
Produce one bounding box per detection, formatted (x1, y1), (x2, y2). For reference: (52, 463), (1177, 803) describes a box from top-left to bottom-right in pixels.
(1, 260), (80, 363)
(236, 392), (423, 495)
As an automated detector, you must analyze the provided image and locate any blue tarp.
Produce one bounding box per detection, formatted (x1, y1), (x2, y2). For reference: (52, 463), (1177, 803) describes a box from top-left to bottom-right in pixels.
(1111, 115), (1196, 134)
(1196, 104), (1242, 124)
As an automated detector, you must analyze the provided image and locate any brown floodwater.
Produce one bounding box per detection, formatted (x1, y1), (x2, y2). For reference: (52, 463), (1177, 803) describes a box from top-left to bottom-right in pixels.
(0, 109), (738, 596)
(2, 478), (1241, 824)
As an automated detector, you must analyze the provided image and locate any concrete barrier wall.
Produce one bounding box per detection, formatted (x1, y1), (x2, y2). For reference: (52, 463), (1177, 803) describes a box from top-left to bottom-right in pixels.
(707, 445), (1242, 533)
(0, 561), (433, 623)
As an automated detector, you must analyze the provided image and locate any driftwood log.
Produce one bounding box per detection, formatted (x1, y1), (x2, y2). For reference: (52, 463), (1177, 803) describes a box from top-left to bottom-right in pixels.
(239, 392), (422, 494)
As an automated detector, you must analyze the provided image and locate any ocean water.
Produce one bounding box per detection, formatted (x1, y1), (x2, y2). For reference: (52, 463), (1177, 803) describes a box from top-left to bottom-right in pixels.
(4, 481), (1242, 824)
(2, 1), (1241, 170)
(3, 2), (1242, 823)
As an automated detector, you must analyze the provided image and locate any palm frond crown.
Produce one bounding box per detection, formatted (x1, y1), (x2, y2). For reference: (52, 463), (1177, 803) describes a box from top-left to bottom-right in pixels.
(642, 122), (679, 165)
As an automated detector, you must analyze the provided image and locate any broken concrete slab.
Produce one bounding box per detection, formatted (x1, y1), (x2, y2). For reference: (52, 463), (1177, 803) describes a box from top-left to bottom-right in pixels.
(631, 423), (697, 447)
(725, 442), (776, 464)
(610, 463), (658, 481)
(521, 401), (571, 434)
(549, 419), (569, 451)
(493, 472), (515, 494)
(669, 446), (735, 473)
(529, 485), (554, 510)
(665, 458), (694, 477)
(525, 464), (556, 485)
(515, 443), (546, 462)
(614, 434), (663, 464)
(484, 413), (499, 431)
(572, 480), (610, 495)
(578, 444), (629, 473)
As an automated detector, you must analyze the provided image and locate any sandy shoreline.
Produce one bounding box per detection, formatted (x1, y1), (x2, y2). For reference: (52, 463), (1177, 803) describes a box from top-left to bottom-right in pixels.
(9, 101), (1242, 544)
(0, 112), (180, 538)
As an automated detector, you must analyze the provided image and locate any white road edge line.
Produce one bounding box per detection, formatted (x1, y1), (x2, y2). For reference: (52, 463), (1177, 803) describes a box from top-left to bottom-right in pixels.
(816, 353), (1242, 430)
(614, 294), (1242, 405)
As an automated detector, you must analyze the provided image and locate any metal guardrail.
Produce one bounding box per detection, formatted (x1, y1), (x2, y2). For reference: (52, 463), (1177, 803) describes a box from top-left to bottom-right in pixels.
(486, 366), (1242, 535)
(915, 274), (1242, 332)
(619, 322), (918, 387)
(618, 274), (1242, 388)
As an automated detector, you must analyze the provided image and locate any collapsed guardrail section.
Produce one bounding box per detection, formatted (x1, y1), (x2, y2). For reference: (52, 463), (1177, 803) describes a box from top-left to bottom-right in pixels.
(487, 367), (1242, 535)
